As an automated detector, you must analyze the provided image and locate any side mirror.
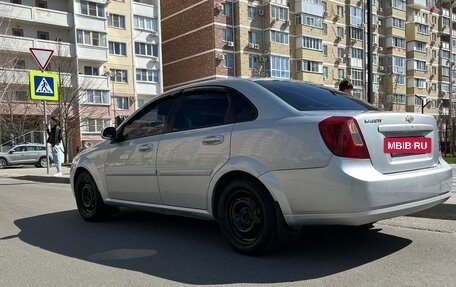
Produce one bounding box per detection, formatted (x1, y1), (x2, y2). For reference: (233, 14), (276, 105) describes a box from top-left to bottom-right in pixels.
(8, 150), (14, 154)
(101, 127), (117, 140)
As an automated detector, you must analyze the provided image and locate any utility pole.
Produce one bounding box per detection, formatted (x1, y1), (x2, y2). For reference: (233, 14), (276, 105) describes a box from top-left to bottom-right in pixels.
(366, 0), (373, 104)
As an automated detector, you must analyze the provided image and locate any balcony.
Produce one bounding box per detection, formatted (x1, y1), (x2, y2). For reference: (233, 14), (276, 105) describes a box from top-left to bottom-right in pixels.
(0, 69), (29, 85)
(77, 45), (108, 62)
(0, 2), (73, 27)
(132, 1), (157, 18)
(295, 0), (323, 16)
(79, 75), (109, 90)
(406, 0), (426, 9)
(75, 14), (106, 32)
(136, 81), (160, 95)
(0, 35), (76, 57)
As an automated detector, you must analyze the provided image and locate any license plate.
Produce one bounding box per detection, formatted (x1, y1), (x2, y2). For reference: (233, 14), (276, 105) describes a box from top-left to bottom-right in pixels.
(384, 137), (431, 154)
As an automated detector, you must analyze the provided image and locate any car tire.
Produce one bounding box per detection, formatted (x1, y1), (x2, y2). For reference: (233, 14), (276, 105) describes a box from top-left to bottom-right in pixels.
(0, 158), (6, 169)
(38, 157), (49, 168)
(75, 171), (116, 221)
(217, 178), (278, 255)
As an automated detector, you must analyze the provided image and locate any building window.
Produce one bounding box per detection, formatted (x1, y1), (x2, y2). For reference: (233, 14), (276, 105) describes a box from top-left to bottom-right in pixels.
(349, 6), (362, 26)
(392, 94), (406, 104)
(134, 42), (158, 57)
(392, 17), (405, 29)
(271, 30), (289, 44)
(351, 69), (363, 87)
(322, 45), (328, 56)
(337, 27), (344, 37)
(338, 69), (345, 79)
(249, 55), (258, 69)
(322, 23), (327, 34)
(108, 13), (125, 28)
(133, 15), (157, 31)
(81, 119), (111, 133)
(271, 5), (288, 21)
(298, 60), (322, 73)
(224, 53), (234, 68)
(84, 90), (109, 104)
(36, 0), (47, 8)
(296, 13), (322, 28)
(77, 30), (107, 47)
(414, 41), (426, 52)
(115, 97), (129, 110)
(350, 27), (363, 40)
(337, 5), (343, 17)
(393, 37), (406, 48)
(416, 23), (429, 35)
(12, 28), (23, 37)
(323, 66), (328, 78)
(81, 1), (105, 17)
(414, 78), (426, 88)
(136, 69), (159, 82)
(10, 0), (22, 3)
(37, 31), (49, 40)
(414, 60), (426, 71)
(224, 28), (233, 42)
(270, 56), (290, 79)
(302, 36), (322, 50)
(337, 47), (345, 58)
(247, 6), (256, 19)
(248, 31), (257, 44)
(84, 66), (99, 75)
(110, 69), (128, 83)
(392, 0), (406, 10)
(109, 41), (127, 56)
(220, 2), (232, 17)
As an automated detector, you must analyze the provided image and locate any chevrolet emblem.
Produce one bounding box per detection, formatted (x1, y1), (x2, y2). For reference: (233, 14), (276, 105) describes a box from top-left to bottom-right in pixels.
(405, 115), (414, 123)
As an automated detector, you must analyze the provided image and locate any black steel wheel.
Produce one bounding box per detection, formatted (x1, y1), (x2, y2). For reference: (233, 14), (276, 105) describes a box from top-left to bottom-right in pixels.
(0, 158), (6, 169)
(218, 179), (278, 255)
(75, 171), (114, 221)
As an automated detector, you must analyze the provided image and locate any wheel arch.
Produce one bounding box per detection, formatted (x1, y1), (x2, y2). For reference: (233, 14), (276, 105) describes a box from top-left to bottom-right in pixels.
(211, 170), (292, 222)
(0, 156), (8, 166)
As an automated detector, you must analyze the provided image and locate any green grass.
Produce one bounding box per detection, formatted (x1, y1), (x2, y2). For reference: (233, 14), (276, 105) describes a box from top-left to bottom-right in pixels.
(443, 156), (456, 164)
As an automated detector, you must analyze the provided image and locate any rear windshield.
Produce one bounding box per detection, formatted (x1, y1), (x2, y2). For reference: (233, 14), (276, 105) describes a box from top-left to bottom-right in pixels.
(256, 81), (379, 111)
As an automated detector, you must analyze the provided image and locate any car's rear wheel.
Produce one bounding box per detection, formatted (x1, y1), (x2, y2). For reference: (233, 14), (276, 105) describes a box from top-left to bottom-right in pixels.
(75, 171), (116, 221)
(38, 157), (49, 168)
(218, 179), (278, 255)
(0, 158), (6, 169)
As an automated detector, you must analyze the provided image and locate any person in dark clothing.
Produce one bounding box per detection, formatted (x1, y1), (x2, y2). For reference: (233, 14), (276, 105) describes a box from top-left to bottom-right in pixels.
(339, 79), (353, 94)
(46, 116), (64, 176)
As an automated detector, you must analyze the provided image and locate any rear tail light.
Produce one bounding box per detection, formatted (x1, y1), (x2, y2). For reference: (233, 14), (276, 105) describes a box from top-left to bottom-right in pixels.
(318, 116), (370, 159)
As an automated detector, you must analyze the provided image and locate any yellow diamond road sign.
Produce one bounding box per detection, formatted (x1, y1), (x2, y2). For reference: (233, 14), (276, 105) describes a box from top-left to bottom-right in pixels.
(29, 70), (59, 101)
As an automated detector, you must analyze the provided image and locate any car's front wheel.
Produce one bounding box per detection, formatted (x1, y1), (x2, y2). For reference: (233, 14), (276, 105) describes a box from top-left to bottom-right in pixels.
(217, 179), (278, 255)
(0, 158), (6, 169)
(75, 171), (116, 221)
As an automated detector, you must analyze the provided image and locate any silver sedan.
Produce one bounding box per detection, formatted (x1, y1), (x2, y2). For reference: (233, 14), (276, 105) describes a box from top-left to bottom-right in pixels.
(70, 78), (452, 255)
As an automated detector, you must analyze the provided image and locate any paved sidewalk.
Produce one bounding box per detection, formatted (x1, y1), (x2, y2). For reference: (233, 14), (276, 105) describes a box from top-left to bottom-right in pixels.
(0, 165), (70, 184)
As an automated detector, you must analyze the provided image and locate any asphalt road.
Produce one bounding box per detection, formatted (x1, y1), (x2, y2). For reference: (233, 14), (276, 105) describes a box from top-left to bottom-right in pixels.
(0, 170), (455, 287)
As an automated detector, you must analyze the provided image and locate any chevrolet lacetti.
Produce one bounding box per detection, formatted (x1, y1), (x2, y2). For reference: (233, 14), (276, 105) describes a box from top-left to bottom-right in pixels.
(70, 79), (452, 255)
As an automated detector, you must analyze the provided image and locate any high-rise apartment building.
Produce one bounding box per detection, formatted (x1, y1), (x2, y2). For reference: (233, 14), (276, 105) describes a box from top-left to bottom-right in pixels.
(162, 0), (453, 139)
(0, 0), (162, 156)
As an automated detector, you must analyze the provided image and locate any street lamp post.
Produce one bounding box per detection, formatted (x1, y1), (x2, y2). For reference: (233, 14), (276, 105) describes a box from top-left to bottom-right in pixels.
(414, 94), (432, 114)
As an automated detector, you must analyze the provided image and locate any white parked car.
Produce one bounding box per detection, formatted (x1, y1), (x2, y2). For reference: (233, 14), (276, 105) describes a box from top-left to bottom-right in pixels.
(70, 79), (452, 255)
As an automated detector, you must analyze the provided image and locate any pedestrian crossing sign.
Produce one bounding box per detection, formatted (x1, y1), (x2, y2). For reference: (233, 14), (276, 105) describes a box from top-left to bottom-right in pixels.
(29, 70), (59, 101)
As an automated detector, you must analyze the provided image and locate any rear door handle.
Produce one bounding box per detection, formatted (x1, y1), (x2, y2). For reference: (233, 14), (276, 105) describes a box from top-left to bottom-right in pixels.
(138, 144), (153, 151)
(202, 135), (224, 145)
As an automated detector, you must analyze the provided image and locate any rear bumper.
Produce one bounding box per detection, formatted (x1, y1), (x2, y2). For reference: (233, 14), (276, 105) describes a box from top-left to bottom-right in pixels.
(284, 193), (450, 226)
(262, 157), (452, 226)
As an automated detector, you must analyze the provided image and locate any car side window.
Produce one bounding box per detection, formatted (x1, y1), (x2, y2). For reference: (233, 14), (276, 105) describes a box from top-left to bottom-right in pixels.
(172, 91), (230, 131)
(231, 90), (257, 122)
(122, 97), (176, 140)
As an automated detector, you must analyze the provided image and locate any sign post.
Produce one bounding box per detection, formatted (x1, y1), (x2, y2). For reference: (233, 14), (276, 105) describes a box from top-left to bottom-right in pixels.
(29, 48), (56, 174)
